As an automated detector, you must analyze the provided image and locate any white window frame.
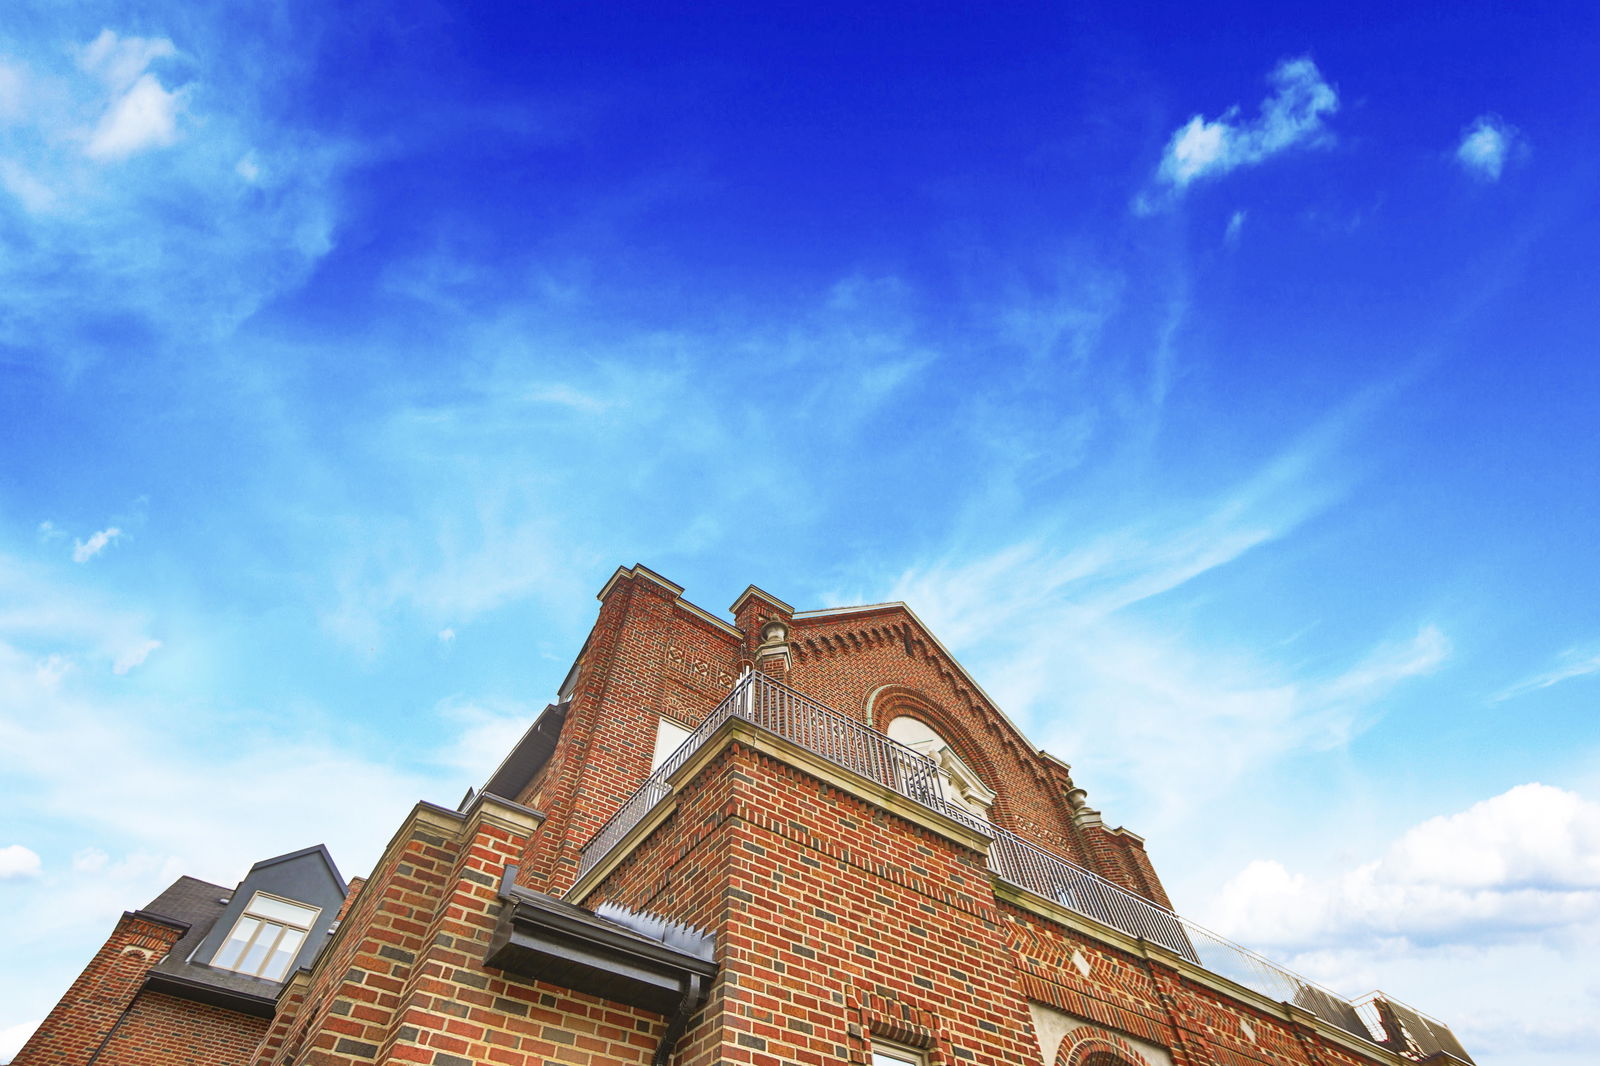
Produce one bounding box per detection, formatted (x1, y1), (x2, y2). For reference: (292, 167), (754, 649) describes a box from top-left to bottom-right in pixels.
(651, 715), (693, 771)
(211, 891), (321, 981)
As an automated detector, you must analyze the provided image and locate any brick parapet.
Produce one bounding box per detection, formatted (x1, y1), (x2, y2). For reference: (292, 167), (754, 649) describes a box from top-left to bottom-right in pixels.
(251, 802), (471, 1066)
(375, 796), (542, 1066)
(522, 566), (740, 894)
(13, 912), (186, 1066)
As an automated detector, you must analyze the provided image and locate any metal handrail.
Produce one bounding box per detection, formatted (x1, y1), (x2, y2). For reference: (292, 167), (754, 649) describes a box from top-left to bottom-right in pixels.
(574, 670), (1466, 1062)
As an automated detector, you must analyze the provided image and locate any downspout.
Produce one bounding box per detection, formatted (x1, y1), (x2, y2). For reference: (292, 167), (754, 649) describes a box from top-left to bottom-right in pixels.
(653, 972), (706, 1066)
(86, 988), (143, 1066)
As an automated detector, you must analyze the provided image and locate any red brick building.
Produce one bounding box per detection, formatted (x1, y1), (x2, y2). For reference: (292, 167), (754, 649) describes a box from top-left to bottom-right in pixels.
(18, 565), (1474, 1066)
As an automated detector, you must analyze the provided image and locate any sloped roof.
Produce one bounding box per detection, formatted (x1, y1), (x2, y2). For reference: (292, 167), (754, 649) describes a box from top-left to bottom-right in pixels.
(480, 701), (569, 801)
(246, 843), (346, 895)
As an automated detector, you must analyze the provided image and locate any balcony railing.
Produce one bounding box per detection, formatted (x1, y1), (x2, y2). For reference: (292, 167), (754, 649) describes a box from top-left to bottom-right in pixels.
(576, 671), (1469, 1063)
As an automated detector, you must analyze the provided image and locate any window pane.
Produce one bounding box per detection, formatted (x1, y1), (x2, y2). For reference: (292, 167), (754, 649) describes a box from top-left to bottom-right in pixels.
(262, 927), (306, 981)
(870, 1043), (921, 1062)
(238, 925), (277, 975)
(247, 895), (320, 927)
(213, 916), (260, 971)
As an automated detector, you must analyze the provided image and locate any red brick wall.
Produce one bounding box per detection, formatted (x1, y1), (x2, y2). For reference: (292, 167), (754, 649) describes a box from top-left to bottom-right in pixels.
(518, 570), (741, 894)
(13, 913), (184, 1066)
(578, 731), (1403, 1066)
(96, 993), (267, 1066)
(254, 796), (665, 1066)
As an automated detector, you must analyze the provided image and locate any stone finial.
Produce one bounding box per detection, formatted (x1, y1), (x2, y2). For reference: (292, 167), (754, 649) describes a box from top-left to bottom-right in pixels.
(755, 618), (792, 674)
(1065, 785), (1102, 828)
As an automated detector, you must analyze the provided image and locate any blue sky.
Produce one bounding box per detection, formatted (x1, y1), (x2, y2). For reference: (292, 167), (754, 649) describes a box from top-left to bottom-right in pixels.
(2, 2), (1598, 1062)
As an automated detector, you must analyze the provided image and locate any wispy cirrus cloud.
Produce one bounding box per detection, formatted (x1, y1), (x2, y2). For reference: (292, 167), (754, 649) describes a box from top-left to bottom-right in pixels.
(877, 428), (1446, 825)
(71, 526), (121, 563)
(1138, 57), (1338, 211)
(0, 14), (346, 364)
(1456, 114), (1520, 181)
(1493, 643), (1600, 703)
(0, 550), (158, 673)
(1224, 209), (1246, 244)
(309, 271), (939, 653)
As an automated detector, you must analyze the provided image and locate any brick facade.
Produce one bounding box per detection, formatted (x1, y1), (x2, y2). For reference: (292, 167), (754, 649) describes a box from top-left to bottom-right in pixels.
(16, 913), (191, 1066)
(18, 565), (1470, 1066)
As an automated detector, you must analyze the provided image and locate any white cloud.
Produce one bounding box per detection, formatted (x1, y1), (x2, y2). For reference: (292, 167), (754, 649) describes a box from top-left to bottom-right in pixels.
(1202, 784), (1600, 1065)
(520, 383), (613, 413)
(1493, 643), (1600, 702)
(71, 526), (121, 562)
(1144, 57), (1338, 206)
(0, 549), (165, 683)
(0, 16), (345, 354)
(77, 29), (176, 93)
(435, 698), (540, 780)
(1209, 784), (1600, 949)
(72, 847), (110, 873)
(0, 60), (25, 121)
(1, 1020), (42, 1064)
(111, 639), (161, 675)
(0, 633), (442, 885)
(437, 627), (456, 644)
(72, 30), (186, 162)
(0, 845), (42, 879)
(85, 73), (184, 161)
(1224, 210), (1246, 244)
(1456, 114), (1517, 181)
(868, 379), (1442, 828)
(0, 159), (56, 213)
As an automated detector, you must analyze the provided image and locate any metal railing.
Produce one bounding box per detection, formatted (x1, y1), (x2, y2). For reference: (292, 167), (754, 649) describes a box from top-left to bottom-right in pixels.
(576, 671), (1469, 1062)
(1355, 992), (1476, 1063)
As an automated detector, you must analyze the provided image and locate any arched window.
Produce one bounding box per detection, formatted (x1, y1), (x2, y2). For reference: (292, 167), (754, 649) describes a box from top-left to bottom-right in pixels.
(884, 716), (996, 821)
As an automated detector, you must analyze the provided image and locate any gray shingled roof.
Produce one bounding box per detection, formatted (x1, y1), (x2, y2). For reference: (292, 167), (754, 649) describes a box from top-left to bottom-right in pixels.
(142, 875), (284, 1010)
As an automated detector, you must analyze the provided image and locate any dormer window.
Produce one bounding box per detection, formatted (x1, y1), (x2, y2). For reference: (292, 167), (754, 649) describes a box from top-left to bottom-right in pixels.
(212, 892), (321, 981)
(884, 716), (996, 821)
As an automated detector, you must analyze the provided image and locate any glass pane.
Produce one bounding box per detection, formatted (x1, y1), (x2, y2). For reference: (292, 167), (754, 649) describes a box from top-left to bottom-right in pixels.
(262, 928), (306, 981)
(213, 916), (260, 971)
(872, 1050), (923, 1066)
(239, 924), (278, 975)
(247, 894), (320, 927)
